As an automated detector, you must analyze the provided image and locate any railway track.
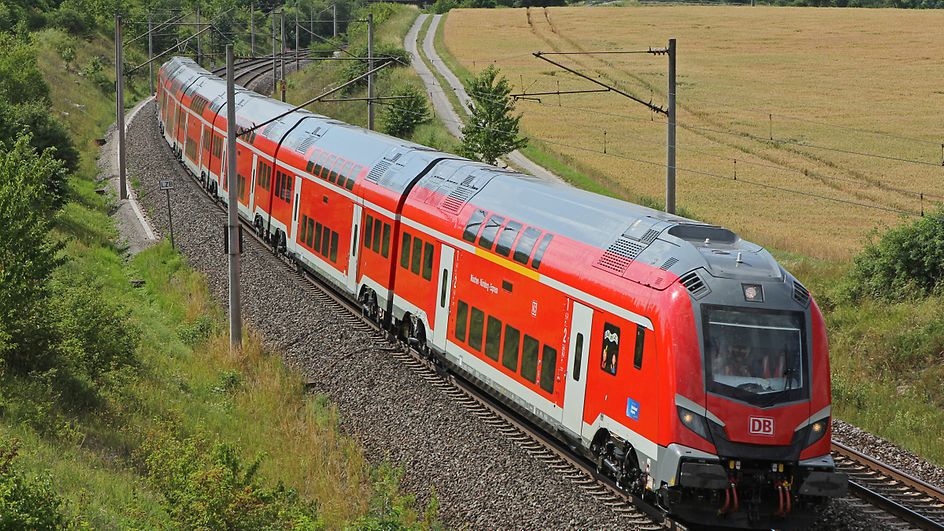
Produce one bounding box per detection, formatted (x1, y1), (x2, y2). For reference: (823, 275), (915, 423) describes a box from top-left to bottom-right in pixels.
(833, 440), (944, 530)
(209, 52), (312, 89)
(163, 125), (942, 531)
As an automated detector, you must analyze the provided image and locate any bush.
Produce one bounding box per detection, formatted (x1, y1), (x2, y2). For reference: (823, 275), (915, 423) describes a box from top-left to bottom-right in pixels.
(844, 209), (944, 301)
(0, 100), (80, 177)
(0, 33), (50, 105)
(380, 85), (430, 138)
(142, 432), (320, 530)
(50, 6), (92, 36)
(0, 438), (67, 530)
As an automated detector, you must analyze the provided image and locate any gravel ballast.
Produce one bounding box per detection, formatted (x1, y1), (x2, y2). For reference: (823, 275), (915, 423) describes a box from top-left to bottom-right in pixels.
(124, 100), (928, 529)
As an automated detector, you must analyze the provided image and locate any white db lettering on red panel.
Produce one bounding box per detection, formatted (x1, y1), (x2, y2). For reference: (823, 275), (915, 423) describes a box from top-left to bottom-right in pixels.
(749, 416), (775, 436)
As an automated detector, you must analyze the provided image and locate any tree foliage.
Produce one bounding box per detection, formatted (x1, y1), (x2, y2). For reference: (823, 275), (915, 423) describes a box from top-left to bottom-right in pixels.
(0, 33), (49, 106)
(459, 65), (527, 165)
(380, 85), (429, 138)
(0, 438), (66, 530)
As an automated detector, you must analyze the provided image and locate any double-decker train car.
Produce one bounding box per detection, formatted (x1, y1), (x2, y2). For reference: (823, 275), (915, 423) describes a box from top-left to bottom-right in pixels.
(157, 56), (847, 529)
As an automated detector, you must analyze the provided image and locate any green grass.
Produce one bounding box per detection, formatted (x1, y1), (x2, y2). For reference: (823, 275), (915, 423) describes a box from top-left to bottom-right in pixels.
(5, 27), (430, 527)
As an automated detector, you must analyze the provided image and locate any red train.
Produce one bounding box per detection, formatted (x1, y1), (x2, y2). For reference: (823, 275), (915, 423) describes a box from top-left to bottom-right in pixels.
(157, 57), (847, 528)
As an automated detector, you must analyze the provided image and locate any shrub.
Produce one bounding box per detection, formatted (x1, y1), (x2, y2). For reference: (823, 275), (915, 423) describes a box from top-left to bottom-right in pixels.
(380, 85), (430, 138)
(0, 33), (50, 105)
(50, 6), (92, 36)
(0, 438), (67, 530)
(0, 100), (80, 177)
(844, 209), (944, 301)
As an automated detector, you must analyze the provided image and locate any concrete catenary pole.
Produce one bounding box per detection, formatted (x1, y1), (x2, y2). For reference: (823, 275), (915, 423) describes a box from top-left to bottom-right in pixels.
(332, 3), (337, 38)
(115, 13), (127, 200)
(196, 3), (202, 65)
(147, 12), (154, 95)
(250, 1), (255, 56)
(295, 11), (299, 70)
(665, 38), (677, 215)
(367, 12), (374, 130)
(280, 11), (286, 101)
(310, 6), (314, 47)
(271, 12), (277, 97)
(225, 44), (242, 350)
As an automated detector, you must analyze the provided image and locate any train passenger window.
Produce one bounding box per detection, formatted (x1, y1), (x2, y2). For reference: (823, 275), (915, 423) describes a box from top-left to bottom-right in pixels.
(478, 215), (505, 250)
(372, 220), (382, 254)
(531, 234), (554, 269)
(502, 325), (520, 372)
(469, 307), (485, 351)
(411, 237), (423, 274)
(321, 226), (330, 257)
(306, 218), (315, 247)
(495, 221), (522, 257)
(400, 233), (411, 269)
(573, 333), (584, 381)
(364, 215), (374, 249)
(462, 209), (487, 243)
(381, 224), (391, 258)
(633, 326), (645, 370)
(300, 215), (308, 243)
(344, 169), (356, 190)
(422, 242), (434, 281)
(329, 231), (339, 263)
(455, 301), (469, 342)
(327, 163), (339, 183)
(601, 323), (620, 375)
(485, 316), (502, 361)
(540, 345), (557, 393)
(521, 335), (539, 383)
(314, 222), (323, 252)
(513, 227), (542, 264)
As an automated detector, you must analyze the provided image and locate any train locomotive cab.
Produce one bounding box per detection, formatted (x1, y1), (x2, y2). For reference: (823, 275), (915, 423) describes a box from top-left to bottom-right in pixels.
(648, 224), (847, 529)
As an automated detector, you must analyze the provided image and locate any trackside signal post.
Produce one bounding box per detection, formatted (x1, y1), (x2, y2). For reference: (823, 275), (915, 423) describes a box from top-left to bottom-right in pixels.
(225, 45), (243, 349)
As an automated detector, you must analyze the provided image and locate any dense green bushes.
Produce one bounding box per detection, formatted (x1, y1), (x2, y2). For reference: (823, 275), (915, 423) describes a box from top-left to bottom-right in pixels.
(0, 438), (66, 530)
(843, 209), (944, 302)
(380, 85), (430, 137)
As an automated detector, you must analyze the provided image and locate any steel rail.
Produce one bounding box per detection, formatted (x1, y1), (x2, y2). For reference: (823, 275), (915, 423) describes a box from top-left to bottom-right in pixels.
(833, 440), (944, 530)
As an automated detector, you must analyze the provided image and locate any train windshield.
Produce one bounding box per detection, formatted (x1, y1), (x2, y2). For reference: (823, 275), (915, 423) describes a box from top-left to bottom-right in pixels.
(703, 306), (807, 406)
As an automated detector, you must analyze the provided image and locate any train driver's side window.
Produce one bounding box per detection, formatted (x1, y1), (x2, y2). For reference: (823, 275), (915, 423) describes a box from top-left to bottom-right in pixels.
(601, 323), (620, 375)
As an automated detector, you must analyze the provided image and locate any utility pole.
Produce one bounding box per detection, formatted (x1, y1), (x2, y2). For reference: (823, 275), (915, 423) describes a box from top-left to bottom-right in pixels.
(196, 3), (201, 65)
(225, 44), (242, 350)
(280, 11), (286, 101)
(367, 13), (374, 130)
(295, 11), (299, 71)
(310, 6), (314, 48)
(271, 12), (277, 98)
(332, 3), (337, 38)
(666, 38), (677, 215)
(115, 13), (127, 200)
(147, 12), (154, 94)
(250, 1), (254, 56)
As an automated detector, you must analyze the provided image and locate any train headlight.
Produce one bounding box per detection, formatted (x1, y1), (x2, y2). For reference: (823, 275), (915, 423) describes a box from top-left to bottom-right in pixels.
(677, 406), (710, 440)
(805, 417), (830, 448)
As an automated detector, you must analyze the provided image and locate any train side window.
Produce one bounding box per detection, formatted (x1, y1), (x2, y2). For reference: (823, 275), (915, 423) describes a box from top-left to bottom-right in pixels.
(400, 233), (412, 269)
(540, 345), (557, 393)
(502, 325), (520, 372)
(327, 162), (339, 183)
(300, 215), (308, 243)
(321, 226), (330, 257)
(372, 219), (382, 254)
(531, 233), (554, 269)
(306, 218), (314, 247)
(521, 335), (540, 383)
(422, 242), (434, 281)
(485, 316), (502, 361)
(634, 326), (646, 370)
(329, 231), (339, 263)
(314, 222), (323, 251)
(495, 221), (522, 257)
(364, 215), (374, 249)
(468, 307), (485, 351)
(478, 215), (505, 250)
(513, 227), (542, 264)
(381, 224), (391, 258)
(411, 236), (423, 274)
(601, 322), (620, 375)
(455, 300), (469, 342)
(462, 209), (487, 243)
(573, 333), (584, 381)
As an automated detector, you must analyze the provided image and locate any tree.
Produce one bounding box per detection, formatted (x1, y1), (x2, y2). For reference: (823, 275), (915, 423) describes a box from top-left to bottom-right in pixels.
(380, 85), (430, 138)
(459, 65), (526, 165)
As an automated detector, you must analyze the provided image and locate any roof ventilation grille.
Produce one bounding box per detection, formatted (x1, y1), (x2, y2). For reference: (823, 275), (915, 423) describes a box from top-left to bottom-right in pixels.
(439, 185), (476, 215)
(641, 228), (660, 244)
(793, 281), (811, 307)
(366, 160), (392, 183)
(660, 257), (679, 271)
(295, 135), (317, 154)
(680, 271), (710, 299)
(594, 237), (646, 275)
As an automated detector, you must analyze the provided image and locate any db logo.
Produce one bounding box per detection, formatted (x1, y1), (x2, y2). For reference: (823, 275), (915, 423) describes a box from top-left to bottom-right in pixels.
(749, 416), (775, 436)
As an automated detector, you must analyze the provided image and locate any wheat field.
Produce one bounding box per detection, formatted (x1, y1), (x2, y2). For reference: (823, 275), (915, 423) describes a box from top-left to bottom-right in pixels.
(442, 6), (944, 258)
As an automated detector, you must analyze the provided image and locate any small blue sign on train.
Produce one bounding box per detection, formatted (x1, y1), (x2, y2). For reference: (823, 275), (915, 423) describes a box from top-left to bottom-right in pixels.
(626, 398), (640, 421)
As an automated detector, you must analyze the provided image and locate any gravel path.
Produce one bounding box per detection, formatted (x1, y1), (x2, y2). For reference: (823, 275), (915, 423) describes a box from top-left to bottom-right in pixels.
(119, 99), (928, 529)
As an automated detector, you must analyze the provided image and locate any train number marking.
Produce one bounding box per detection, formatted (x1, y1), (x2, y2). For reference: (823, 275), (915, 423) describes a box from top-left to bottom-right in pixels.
(749, 416), (775, 436)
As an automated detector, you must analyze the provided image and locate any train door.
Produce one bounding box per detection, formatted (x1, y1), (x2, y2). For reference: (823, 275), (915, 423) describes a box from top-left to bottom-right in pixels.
(290, 175), (302, 254)
(249, 153), (257, 210)
(347, 204), (362, 294)
(432, 245), (455, 352)
(562, 301), (593, 438)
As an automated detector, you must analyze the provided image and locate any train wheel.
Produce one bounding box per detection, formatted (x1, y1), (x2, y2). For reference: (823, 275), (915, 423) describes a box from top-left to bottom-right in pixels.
(619, 449), (643, 495)
(359, 289), (380, 322)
